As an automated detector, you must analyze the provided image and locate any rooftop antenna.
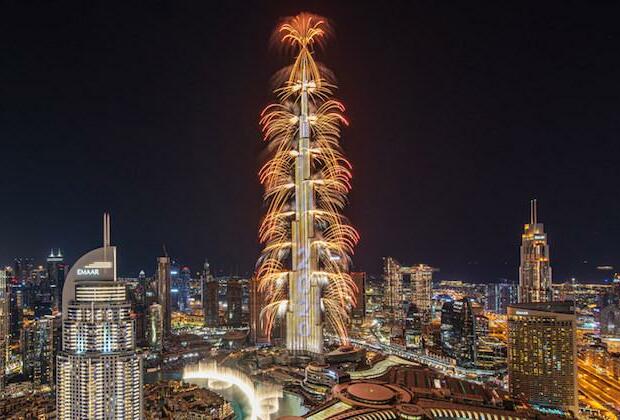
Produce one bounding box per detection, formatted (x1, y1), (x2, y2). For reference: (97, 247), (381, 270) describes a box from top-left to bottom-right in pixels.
(530, 199), (537, 225)
(162, 244), (168, 257)
(103, 212), (111, 247)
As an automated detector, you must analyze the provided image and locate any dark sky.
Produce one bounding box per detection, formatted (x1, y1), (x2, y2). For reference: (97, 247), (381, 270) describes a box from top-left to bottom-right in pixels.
(2, 1), (619, 282)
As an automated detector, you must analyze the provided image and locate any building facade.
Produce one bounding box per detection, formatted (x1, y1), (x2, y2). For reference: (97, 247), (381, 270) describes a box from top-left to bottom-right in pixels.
(0, 269), (8, 392)
(202, 261), (219, 328)
(226, 279), (242, 327)
(600, 304), (620, 336)
(47, 249), (65, 313)
(147, 303), (163, 352)
(56, 214), (143, 419)
(407, 264), (434, 313)
(518, 200), (553, 303)
(22, 315), (55, 388)
(249, 276), (269, 345)
(350, 272), (366, 324)
(157, 255), (171, 338)
(383, 257), (402, 321)
(440, 298), (477, 366)
(486, 282), (517, 314)
(507, 302), (577, 414)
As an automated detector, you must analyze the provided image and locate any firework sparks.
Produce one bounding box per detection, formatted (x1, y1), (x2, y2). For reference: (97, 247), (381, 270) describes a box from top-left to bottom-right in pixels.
(257, 13), (358, 353)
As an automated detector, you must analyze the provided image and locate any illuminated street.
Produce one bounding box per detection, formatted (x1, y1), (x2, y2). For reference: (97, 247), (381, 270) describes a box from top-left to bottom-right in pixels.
(578, 360), (620, 418)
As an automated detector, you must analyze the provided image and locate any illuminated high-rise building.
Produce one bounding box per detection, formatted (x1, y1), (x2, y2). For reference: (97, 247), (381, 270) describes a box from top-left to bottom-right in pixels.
(407, 264), (434, 313)
(47, 249), (65, 313)
(22, 315), (54, 388)
(147, 303), (163, 352)
(56, 214), (143, 419)
(383, 257), (402, 321)
(404, 304), (423, 350)
(519, 199), (553, 303)
(507, 302), (577, 414)
(384, 261), (435, 321)
(178, 265), (191, 312)
(487, 282), (517, 314)
(250, 276), (269, 345)
(202, 262), (219, 328)
(14, 257), (34, 286)
(157, 255), (171, 338)
(257, 14), (358, 355)
(350, 272), (366, 325)
(9, 282), (23, 341)
(0, 269), (8, 392)
(226, 279), (242, 327)
(440, 298), (477, 366)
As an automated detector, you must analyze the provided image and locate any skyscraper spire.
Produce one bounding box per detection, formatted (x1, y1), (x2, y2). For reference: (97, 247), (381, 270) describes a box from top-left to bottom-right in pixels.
(530, 198), (537, 225)
(103, 212), (111, 247)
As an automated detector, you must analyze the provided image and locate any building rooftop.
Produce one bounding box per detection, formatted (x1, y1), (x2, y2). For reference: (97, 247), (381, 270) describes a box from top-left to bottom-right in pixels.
(303, 366), (570, 419)
(508, 301), (575, 314)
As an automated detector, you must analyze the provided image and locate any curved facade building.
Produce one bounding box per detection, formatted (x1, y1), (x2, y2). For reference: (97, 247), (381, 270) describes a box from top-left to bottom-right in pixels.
(57, 214), (143, 419)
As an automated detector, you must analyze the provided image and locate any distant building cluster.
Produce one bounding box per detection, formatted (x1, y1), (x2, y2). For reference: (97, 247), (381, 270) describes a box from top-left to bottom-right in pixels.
(3, 197), (620, 419)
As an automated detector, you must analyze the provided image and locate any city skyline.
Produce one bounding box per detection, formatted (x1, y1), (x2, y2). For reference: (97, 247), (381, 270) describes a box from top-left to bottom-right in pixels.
(3, 6), (620, 418)
(3, 2), (620, 283)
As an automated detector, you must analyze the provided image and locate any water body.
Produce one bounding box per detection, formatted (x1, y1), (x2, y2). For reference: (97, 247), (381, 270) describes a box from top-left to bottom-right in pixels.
(145, 367), (307, 419)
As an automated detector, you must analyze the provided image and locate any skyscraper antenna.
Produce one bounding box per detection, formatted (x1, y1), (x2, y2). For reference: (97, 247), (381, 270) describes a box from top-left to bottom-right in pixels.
(103, 212), (111, 247)
(530, 199), (537, 225)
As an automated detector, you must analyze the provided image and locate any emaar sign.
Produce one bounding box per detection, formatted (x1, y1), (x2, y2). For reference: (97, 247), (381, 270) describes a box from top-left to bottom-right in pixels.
(77, 268), (100, 276)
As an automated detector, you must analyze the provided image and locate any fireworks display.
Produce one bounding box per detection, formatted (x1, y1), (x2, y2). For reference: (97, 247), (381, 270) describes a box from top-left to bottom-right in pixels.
(257, 13), (359, 353)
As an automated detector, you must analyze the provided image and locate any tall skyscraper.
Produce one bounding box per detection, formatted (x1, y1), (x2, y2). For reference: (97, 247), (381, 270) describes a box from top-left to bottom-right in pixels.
(147, 303), (163, 352)
(47, 249), (65, 313)
(0, 269), (8, 392)
(202, 261), (218, 328)
(9, 282), (23, 342)
(408, 264), (434, 313)
(440, 298), (477, 366)
(507, 302), (577, 414)
(249, 275), (269, 345)
(157, 255), (171, 338)
(22, 315), (54, 388)
(226, 279), (242, 327)
(486, 282), (518, 314)
(384, 261), (435, 321)
(383, 257), (402, 321)
(519, 199), (553, 303)
(56, 213), (143, 419)
(256, 14), (358, 355)
(350, 272), (366, 325)
(33, 264), (53, 318)
(178, 266), (191, 312)
(14, 257), (34, 286)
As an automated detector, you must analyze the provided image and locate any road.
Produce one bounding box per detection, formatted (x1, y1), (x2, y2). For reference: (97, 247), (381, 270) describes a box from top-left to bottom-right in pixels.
(578, 360), (620, 419)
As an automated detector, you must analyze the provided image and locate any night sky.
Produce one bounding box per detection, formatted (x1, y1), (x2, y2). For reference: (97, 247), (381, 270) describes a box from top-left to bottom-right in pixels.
(3, 2), (620, 282)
